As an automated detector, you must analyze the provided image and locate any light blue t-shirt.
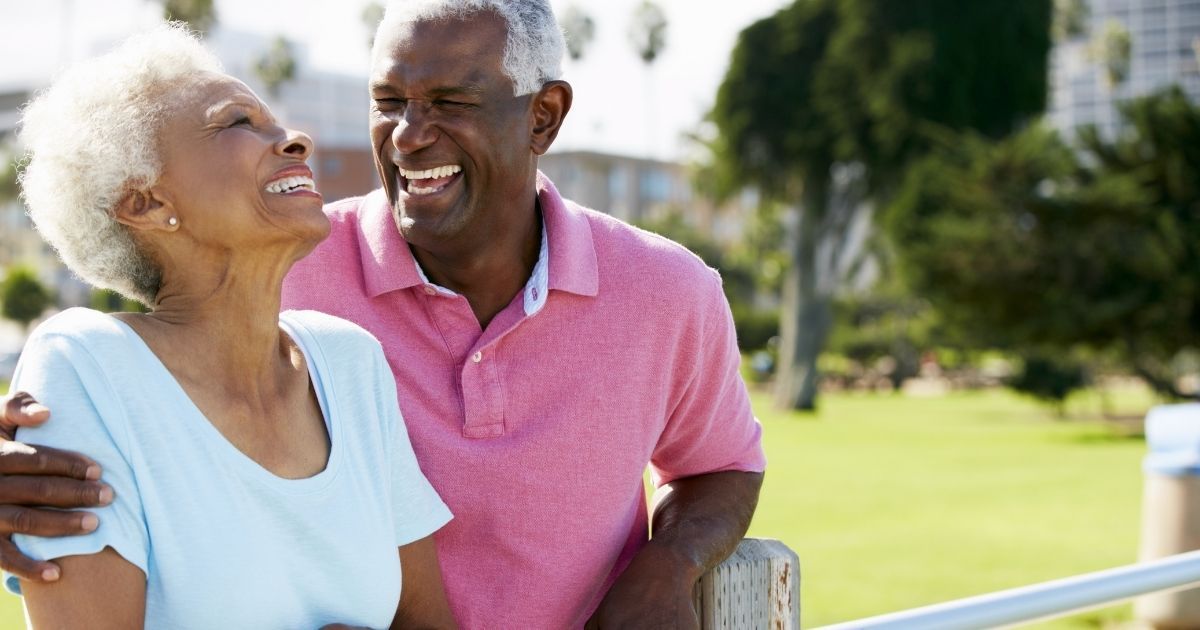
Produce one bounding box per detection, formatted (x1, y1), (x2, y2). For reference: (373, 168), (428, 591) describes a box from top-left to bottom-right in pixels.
(6, 308), (452, 629)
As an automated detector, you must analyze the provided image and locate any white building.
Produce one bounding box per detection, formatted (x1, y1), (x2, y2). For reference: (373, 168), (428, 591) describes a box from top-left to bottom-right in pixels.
(538, 150), (759, 247)
(1050, 0), (1200, 136)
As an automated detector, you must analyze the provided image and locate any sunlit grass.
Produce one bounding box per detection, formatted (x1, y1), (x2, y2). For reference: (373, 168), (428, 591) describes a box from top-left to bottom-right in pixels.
(747, 387), (1158, 628)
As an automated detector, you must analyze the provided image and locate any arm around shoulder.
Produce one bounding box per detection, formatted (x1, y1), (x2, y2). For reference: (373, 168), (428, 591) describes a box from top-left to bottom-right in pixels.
(391, 535), (457, 629)
(22, 546), (145, 629)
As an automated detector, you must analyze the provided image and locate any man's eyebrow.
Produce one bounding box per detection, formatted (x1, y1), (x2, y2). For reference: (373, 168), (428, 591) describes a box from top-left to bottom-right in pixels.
(369, 84), (484, 98)
(427, 84), (486, 98)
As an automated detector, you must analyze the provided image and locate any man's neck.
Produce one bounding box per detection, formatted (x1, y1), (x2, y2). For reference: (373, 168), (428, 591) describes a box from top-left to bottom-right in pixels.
(411, 203), (542, 329)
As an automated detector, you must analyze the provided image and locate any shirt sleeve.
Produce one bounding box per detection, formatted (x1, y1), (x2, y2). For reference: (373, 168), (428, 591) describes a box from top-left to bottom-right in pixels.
(4, 330), (149, 594)
(373, 346), (453, 546)
(649, 270), (767, 487)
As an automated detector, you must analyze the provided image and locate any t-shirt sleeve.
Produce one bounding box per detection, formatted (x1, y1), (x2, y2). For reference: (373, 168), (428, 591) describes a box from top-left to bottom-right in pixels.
(4, 330), (149, 594)
(649, 270), (767, 487)
(373, 347), (452, 546)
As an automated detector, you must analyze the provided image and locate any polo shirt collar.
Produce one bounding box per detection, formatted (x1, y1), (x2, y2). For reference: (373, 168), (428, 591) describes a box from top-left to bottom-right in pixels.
(355, 172), (599, 307)
(538, 171), (599, 298)
(358, 188), (425, 298)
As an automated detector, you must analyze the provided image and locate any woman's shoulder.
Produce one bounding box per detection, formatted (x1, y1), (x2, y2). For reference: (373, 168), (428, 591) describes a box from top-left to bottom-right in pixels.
(280, 310), (384, 359)
(25, 308), (133, 354)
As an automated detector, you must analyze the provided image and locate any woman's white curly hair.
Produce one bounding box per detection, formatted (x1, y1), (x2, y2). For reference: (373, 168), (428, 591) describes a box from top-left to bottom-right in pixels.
(18, 22), (221, 305)
(375, 0), (566, 96)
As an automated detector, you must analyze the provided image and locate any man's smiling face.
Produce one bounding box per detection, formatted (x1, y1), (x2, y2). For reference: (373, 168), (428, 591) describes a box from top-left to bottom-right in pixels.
(369, 11), (538, 250)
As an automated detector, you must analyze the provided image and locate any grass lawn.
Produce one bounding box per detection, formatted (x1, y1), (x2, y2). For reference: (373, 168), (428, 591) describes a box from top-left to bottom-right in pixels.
(748, 387), (1157, 628)
(0, 383), (1161, 628)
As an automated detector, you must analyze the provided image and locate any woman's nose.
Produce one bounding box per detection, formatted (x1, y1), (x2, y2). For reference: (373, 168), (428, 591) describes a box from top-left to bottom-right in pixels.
(277, 128), (314, 158)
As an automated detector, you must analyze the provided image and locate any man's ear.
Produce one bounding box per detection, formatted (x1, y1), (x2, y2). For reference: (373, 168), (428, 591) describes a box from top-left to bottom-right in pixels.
(530, 80), (573, 156)
(113, 186), (178, 232)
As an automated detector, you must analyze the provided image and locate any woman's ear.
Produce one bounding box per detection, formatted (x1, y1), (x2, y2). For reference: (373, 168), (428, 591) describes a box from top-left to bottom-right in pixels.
(113, 186), (179, 233)
(530, 80), (573, 156)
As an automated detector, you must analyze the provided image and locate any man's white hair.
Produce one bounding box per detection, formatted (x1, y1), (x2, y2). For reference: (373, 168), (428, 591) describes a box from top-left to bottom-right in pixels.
(18, 22), (221, 305)
(376, 0), (565, 96)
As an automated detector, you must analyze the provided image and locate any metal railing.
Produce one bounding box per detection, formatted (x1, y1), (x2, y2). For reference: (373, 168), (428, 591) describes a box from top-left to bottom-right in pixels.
(815, 549), (1200, 630)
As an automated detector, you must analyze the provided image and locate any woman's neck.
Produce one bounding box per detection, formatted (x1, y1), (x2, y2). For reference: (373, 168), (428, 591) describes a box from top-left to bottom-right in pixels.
(126, 257), (299, 403)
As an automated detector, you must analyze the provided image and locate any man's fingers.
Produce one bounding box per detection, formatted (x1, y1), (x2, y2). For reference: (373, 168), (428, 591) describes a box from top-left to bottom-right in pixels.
(0, 537), (60, 583)
(0, 476), (112, 508)
(0, 505), (99, 537)
(2, 392), (51, 435)
(0, 442), (100, 480)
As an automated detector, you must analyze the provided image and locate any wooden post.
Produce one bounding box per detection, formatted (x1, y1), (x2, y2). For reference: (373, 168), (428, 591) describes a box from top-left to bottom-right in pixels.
(1137, 404), (1200, 628)
(695, 538), (800, 629)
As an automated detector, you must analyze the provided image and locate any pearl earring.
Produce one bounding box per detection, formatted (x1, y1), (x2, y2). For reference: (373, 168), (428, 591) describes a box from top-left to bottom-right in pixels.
(168, 217), (178, 227)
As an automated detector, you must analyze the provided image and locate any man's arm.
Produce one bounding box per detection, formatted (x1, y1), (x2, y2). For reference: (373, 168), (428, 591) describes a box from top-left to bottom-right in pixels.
(587, 469), (764, 630)
(392, 535), (457, 629)
(0, 392), (112, 582)
(21, 546), (146, 628)
(590, 268), (765, 629)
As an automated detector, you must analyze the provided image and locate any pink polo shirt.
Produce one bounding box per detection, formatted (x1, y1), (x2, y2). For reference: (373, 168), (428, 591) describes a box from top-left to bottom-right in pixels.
(282, 174), (765, 629)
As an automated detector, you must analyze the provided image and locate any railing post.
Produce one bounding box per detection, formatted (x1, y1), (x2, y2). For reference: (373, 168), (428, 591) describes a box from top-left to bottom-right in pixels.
(1136, 403), (1200, 628)
(695, 538), (800, 629)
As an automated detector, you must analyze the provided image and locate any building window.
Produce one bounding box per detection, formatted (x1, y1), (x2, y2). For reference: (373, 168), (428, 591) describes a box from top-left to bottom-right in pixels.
(320, 155), (343, 178)
(638, 169), (671, 203)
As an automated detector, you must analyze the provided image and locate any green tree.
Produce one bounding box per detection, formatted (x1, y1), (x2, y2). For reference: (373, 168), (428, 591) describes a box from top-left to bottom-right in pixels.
(0, 148), (17, 204)
(362, 1), (385, 49)
(161, 0), (216, 35)
(254, 37), (298, 99)
(561, 4), (596, 61)
(888, 87), (1200, 400)
(1054, 0), (1090, 41)
(90, 288), (147, 314)
(1, 266), (52, 331)
(710, 0), (1053, 410)
(1008, 353), (1090, 415)
(1090, 19), (1132, 87)
(627, 1), (667, 64)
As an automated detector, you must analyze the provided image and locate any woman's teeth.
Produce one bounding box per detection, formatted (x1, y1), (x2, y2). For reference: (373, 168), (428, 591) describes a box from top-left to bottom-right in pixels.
(265, 176), (316, 194)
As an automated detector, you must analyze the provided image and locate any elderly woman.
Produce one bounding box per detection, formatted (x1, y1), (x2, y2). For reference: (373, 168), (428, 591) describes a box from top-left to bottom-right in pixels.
(9, 24), (455, 629)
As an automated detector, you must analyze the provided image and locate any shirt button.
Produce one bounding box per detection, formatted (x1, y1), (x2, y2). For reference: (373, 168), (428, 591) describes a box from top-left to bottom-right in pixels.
(531, 287), (539, 300)
(424, 286), (436, 296)
(471, 351), (483, 363)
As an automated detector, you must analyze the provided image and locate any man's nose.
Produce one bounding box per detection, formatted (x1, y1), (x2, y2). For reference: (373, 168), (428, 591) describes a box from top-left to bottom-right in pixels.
(392, 102), (438, 153)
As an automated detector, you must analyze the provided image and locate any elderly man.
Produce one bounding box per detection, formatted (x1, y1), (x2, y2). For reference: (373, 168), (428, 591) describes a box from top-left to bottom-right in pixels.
(0, 1), (765, 627)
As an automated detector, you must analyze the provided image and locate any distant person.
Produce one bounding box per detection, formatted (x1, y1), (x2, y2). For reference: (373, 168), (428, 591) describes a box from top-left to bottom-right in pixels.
(0, 1), (766, 628)
(1, 24), (454, 629)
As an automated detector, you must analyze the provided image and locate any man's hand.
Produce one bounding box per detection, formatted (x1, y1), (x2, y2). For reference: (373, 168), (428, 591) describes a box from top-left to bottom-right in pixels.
(585, 542), (702, 630)
(587, 470), (763, 630)
(0, 392), (112, 582)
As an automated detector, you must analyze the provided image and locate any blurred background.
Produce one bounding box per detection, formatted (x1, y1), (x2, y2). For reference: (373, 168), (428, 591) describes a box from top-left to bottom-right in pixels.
(2, 0), (1199, 627)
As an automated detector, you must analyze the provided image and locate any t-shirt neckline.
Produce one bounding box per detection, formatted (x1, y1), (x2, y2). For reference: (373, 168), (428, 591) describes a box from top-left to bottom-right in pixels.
(105, 312), (344, 495)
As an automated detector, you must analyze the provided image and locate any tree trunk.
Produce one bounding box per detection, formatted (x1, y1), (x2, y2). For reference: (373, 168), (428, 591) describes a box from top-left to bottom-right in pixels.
(774, 188), (833, 412)
(1125, 335), (1193, 401)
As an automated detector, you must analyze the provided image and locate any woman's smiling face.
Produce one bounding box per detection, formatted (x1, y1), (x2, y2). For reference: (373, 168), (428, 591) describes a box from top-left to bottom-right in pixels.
(150, 72), (330, 256)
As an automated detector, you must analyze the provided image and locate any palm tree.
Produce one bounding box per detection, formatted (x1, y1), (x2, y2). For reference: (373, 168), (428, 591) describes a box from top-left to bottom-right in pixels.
(1090, 19), (1132, 88)
(254, 37), (298, 99)
(362, 2), (385, 49)
(160, 0), (216, 35)
(561, 4), (596, 61)
(627, 1), (668, 157)
(627, 1), (668, 64)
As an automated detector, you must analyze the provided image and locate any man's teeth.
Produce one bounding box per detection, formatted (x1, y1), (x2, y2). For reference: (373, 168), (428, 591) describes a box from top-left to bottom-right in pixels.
(265, 176), (316, 194)
(399, 165), (462, 180)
